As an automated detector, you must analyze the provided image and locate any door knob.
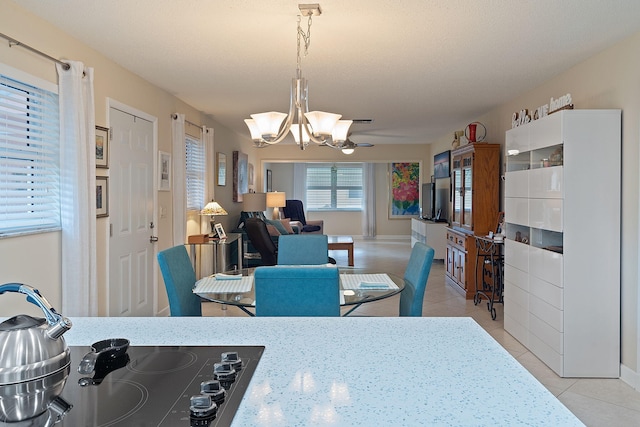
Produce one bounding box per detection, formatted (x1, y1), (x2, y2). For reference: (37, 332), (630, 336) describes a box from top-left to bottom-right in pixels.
(150, 236), (159, 243)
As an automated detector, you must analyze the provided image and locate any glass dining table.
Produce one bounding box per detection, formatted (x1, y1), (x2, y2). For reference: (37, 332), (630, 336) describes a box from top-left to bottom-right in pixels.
(193, 267), (406, 316)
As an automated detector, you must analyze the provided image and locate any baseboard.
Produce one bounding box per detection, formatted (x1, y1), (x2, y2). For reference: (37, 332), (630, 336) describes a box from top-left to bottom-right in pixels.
(620, 363), (640, 390)
(355, 235), (410, 241)
(156, 305), (170, 317)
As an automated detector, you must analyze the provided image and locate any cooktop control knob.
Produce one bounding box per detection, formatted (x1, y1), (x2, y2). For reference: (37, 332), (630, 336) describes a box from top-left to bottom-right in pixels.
(200, 379), (227, 405)
(221, 351), (243, 370)
(189, 395), (217, 420)
(213, 362), (237, 389)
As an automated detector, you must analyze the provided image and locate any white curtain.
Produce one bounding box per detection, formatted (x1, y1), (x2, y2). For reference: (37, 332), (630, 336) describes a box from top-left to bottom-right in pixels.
(171, 114), (186, 245)
(293, 163), (305, 201)
(202, 126), (214, 234)
(362, 162), (376, 238)
(56, 61), (97, 316)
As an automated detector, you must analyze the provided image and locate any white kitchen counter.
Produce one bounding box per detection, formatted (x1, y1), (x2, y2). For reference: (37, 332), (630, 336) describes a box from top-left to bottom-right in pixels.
(63, 316), (583, 426)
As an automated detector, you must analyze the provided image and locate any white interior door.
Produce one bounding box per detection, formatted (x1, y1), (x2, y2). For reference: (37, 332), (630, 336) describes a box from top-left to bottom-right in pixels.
(108, 107), (155, 316)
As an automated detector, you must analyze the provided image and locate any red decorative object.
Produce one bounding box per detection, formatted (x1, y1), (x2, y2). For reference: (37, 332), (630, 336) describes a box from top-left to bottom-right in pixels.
(465, 122), (486, 143)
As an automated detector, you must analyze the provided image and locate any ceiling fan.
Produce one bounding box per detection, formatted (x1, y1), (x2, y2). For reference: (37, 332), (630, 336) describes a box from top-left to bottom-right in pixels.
(323, 137), (374, 154)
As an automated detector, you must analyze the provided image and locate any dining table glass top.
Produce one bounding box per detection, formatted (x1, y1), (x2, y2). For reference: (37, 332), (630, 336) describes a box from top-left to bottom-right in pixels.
(193, 267), (405, 315)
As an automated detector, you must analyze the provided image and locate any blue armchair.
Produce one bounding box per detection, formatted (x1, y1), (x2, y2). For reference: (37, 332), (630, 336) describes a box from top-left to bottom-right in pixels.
(157, 245), (202, 316)
(254, 265), (340, 316)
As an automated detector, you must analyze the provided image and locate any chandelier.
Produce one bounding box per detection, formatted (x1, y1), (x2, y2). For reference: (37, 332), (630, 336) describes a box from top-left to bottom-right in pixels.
(244, 3), (352, 151)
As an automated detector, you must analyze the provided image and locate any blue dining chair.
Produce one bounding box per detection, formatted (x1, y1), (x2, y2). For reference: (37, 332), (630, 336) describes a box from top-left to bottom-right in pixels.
(399, 242), (435, 316)
(254, 265), (340, 316)
(157, 245), (202, 316)
(277, 234), (329, 265)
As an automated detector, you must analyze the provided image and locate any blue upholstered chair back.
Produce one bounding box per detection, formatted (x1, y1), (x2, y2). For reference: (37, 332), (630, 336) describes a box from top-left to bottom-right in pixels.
(157, 245), (202, 316)
(277, 234), (328, 265)
(400, 242), (435, 316)
(254, 265), (340, 316)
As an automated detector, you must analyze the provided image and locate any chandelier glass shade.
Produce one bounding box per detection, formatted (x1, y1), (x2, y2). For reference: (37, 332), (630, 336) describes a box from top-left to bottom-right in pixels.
(244, 4), (352, 152)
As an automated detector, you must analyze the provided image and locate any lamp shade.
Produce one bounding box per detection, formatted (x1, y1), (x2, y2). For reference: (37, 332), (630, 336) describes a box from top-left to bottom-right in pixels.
(250, 112), (288, 142)
(266, 192), (286, 208)
(201, 200), (227, 216)
(331, 120), (353, 143)
(244, 119), (262, 141)
(304, 111), (341, 136)
(289, 124), (311, 144)
(242, 192), (267, 212)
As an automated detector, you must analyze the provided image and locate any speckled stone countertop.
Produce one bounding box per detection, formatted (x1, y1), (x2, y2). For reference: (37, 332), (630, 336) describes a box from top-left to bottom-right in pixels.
(63, 316), (583, 426)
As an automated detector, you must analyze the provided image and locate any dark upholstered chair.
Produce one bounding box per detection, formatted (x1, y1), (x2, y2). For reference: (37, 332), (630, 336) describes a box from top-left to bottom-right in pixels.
(400, 242), (435, 316)
(245, 217), (277, 266)
(254, 265), (340, 316)
(157, 245), (202, 316)
(282, 199), (323, 234)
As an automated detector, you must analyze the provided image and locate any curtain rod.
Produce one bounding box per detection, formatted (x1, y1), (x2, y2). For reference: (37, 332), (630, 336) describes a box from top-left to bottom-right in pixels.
(0, 32), (71, 70)
(171, 113), (204, 130)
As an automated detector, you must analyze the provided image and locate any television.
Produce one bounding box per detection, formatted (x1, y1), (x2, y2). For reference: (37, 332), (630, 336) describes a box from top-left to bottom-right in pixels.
(434, 178), (450, 222)
(421, 183), (435, 220)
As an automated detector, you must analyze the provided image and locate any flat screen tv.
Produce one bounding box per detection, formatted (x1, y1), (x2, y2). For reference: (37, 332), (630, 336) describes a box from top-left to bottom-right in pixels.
(421, 183), (435, 220)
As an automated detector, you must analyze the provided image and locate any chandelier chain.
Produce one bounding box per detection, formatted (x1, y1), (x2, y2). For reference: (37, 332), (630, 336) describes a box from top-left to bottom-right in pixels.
(296, 15), (313, 73)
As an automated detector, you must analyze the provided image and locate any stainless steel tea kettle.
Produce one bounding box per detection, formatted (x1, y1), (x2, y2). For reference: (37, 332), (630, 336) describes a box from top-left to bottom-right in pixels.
(0, 283), (73, 423)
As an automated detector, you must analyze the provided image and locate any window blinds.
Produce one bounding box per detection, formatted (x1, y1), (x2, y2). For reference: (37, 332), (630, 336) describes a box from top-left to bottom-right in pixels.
(306, 164), (363, 210)
(0, 74), (60, 235)
(185, 134), (205, 211)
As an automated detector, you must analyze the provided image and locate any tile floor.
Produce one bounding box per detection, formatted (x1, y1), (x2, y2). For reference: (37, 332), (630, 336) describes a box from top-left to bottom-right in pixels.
(202, 238), (640, 426)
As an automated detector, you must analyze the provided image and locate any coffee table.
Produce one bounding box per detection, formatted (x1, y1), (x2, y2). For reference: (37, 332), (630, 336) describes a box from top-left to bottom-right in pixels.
(328, 235), (354, 266)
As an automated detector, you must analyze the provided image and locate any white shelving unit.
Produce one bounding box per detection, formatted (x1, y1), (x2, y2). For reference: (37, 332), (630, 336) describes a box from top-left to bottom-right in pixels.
(503, 109), (621, 377)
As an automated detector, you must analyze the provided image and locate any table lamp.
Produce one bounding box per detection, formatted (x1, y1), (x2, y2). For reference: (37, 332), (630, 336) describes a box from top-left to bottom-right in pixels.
(242, 192), (267, 214)
(201, 200), (227, 237)
(266, 191), (286, 220)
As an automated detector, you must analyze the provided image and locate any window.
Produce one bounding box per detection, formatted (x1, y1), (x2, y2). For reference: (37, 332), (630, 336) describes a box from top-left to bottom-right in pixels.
(0, 73), (60, 236)
(306, 163), (363, 210)
(185, 134), (205, 210)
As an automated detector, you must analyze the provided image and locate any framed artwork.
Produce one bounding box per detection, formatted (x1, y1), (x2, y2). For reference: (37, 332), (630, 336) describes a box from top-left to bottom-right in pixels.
(434, 150), (451, 179)
(96, 176), (109, 217)
(389, 162), (421, 218)
(214, 223), (227, 239)
(232, 151), (249, 202)
(248, 163), (254, 186)
(95, 125), (109, 168)
(266, 169), (273, 192)
(217, 152), (226, 186)
(158, 151), (171, 191)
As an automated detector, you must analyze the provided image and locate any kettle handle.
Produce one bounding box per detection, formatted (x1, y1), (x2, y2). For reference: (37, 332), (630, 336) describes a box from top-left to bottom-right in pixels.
(0, 283), (71, 339)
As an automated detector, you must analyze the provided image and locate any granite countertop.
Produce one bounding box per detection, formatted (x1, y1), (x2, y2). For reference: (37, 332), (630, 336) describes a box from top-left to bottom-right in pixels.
(63, 316), (583, 427)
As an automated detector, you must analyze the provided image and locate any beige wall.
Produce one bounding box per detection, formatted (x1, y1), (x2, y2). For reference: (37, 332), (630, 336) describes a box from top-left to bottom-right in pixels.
(260, 144), (432, 236)
(2, 1), (639, 387)
(0, 3), (252, 317)
(428, 31), (640, 386)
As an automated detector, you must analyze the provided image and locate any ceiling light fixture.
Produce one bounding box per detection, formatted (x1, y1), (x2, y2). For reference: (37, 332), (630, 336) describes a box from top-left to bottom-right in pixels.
(244, 3), (352, 152)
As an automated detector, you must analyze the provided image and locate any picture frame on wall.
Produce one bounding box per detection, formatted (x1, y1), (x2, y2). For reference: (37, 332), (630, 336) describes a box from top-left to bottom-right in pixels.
(95, 125), (109, 168)
(248, 163), (254, 186)
(217, 152), (226, 186)
(96, 176), (109, 217)
(434, 150), (451, 179)
(233, 151), (249, 202)
(266, 169), (273, 192)
(389, 162), (421, 219)
(158, 151), (171, 191)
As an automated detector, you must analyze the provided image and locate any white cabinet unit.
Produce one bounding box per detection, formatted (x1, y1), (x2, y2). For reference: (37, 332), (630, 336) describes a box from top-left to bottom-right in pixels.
(504, 110), (620, 377)
(411, 218), (446, 260)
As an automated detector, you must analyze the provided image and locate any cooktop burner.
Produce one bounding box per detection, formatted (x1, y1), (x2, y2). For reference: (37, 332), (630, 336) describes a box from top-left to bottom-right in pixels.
(53, 345), (264, 426)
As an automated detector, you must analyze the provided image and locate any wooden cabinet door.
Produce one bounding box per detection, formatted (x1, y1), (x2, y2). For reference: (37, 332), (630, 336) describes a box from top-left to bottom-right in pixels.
(461, 153), (473, 231)
(451, 156), (462, 227)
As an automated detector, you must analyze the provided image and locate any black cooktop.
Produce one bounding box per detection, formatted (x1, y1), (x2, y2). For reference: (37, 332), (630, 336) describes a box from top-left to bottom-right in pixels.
(51, 345), (264, 426)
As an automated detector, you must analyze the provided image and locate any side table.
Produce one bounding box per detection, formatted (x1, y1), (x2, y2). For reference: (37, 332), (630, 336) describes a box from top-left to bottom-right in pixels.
(188, 233), (242, 278)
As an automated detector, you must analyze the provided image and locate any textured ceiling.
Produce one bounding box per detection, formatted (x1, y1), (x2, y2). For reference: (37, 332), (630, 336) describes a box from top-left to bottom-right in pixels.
(12, 0), (640, 145)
